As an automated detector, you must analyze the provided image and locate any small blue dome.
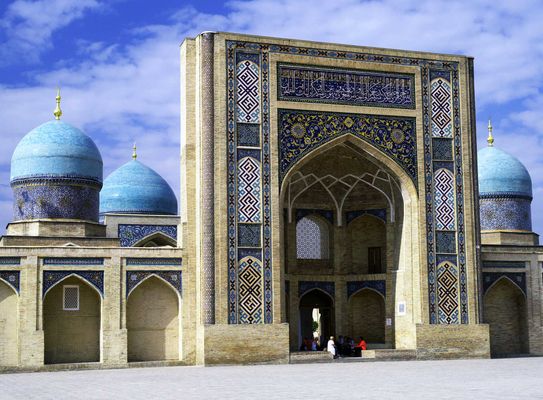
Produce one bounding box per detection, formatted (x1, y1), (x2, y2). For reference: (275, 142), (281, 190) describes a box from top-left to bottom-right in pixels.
(100, 160), (177, 215)
(478, 146), (532, 198)
(11, 120), (103, 182)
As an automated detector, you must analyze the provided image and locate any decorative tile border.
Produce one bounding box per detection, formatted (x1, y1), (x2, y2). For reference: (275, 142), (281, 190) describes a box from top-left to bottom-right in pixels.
(43, 258), (104, 265)
(43, 270), (104, 298)
(295, 209), (334, 225)
(227, 39), (466, 326)
(118, 224), (177, 247)
(347, 280), (386, 298)
(299, 281), (335, 299)
(278, 63), (415, 108)
(125, 258), (182, 266)
(126, 270), (182, 297)
(0, 257), (21, 265)
(0, 271), (20, 294)
(482, 261), (526, 269)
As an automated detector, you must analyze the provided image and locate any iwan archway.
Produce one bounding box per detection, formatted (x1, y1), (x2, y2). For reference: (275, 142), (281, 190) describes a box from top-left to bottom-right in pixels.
(182, 33), (489, 363)
(280, 132), (419, 350)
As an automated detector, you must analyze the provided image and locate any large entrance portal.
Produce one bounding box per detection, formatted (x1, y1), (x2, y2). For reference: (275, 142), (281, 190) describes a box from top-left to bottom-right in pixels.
(282, 136), (413, 351)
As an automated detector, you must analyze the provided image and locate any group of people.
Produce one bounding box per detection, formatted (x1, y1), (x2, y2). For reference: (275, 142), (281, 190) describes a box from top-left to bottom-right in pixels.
(300, 335), (366, 358)
(327, 335), (367, 358)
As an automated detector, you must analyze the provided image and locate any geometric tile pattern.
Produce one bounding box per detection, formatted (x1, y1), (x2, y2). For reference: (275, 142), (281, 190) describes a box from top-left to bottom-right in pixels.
(295, 209), (334, 225)
(482, 261), (526, 269)
(237, 123), (260, 147)
(434, 168), (456, 230)
(347, 280), (386, 298)
(43, 270), (104, 298)
(238, 224), (261, 248)
(238, 257), (263, 324)
(432, 138), (453, 160)
(0, 257), (21, 265)
(296, 216), (329, 260)
(437, 262), (460, 324)
(237, 60), (260, 123)
(424, 68), (466, 324)
(118, 224), (177, 247)
(126, 270), (182, 297)
(430, 78), (452, 137)
(238, 157), (261, 223)
(435, 231), (457, 254)
(278, 64), (415, 109)
(0, 271), (20, 294)
(279, 110), (417, 185)
(229, 50), (271, 324)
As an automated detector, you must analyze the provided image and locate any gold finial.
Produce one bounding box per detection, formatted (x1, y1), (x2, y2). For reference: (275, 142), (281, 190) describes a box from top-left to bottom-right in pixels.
(132, 142), (137, 160)
(487, 119), (494, 146)
(53, 87), (62, 120)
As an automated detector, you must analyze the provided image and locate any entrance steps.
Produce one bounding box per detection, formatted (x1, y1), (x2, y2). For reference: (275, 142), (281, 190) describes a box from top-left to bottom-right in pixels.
(289, 349), (417, 364)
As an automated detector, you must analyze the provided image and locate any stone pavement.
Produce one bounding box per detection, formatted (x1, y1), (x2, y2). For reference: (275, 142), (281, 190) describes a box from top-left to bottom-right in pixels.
(0, 357), (542, 399)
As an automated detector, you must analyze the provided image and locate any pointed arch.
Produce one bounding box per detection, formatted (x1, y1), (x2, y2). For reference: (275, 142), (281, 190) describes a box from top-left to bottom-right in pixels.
(298, 287), (335, 305)
(127, 273), (182, 301)
(43, 273), (103, 300)
(0, 277), (18, 296)
(484, 275), (526, 298)
(132, 232), (177, 248)
(348, 287), (386, 343)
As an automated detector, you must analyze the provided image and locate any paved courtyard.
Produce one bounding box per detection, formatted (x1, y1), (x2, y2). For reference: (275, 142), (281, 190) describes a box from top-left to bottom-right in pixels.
(0, 357), (542, 399)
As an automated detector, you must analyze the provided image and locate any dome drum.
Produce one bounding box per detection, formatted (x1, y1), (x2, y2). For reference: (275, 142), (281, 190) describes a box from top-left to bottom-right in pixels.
(480, 197), (532, 232)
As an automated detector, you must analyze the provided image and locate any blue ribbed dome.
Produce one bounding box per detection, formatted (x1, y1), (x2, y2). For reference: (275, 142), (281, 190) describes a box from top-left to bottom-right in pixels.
(478, 146), (532, 198)
(100, 160), (177, 215)
(11, 120), (103, 182)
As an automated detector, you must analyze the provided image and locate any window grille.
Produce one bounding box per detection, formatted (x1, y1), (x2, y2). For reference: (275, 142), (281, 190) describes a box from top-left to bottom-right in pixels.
(296, 215), (329, 259)
(63, 285), (79, 311)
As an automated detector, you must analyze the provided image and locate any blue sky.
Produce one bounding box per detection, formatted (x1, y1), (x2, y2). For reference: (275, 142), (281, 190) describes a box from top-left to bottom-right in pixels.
(1, 0), (543, 235)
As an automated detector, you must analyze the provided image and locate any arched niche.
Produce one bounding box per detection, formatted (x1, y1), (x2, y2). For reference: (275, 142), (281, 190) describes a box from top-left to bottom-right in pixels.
(43, 275), (101, 364)
(0, 280), (18, 366)
(127, 275), (180, 361)
(348, 288), (385, 343)
(347, 214), (387, 274)
(483, 277), (528, 355)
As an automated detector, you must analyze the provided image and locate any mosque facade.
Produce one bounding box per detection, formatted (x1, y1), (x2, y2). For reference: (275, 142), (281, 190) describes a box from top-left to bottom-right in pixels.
(0, 32), (542, 369)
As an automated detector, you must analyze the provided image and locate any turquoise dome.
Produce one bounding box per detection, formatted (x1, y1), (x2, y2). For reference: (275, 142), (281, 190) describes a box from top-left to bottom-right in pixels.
(478, 146), (532, 198)
(11, 120), (103, 182)
(100, 160), (177, 215)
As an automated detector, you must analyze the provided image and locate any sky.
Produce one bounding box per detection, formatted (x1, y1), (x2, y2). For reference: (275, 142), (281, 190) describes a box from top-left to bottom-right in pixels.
(0, 0), (542, 235)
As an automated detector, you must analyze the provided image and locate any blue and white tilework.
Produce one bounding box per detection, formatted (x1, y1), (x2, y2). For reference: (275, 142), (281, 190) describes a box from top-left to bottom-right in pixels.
(0, 271), (20, 294)
(347, 280), (386, 298)
(483, 272), (526, 297)
(299, 281), (335, 298)
(118, 224), (177, 247)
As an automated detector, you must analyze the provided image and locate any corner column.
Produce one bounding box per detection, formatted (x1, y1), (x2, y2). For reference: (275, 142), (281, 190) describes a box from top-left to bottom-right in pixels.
(200, 32), (216, 325)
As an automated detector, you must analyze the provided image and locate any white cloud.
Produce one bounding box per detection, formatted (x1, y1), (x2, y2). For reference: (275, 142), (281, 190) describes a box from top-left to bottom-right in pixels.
(0, 0), (103, 65)
(1, 0), (543, 235)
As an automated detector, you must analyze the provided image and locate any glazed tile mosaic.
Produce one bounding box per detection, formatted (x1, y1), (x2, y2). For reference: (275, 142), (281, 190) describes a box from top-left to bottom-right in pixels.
(298, 281), (335, 298)
(0, 271), (20, 293)
(278, 109), (417, 185)
(118, 224), (177, 247)
(483, 272), (526, 296)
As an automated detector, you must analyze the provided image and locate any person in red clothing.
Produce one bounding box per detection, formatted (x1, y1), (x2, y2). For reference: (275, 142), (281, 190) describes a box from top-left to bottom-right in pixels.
(354, 336), (367, 357)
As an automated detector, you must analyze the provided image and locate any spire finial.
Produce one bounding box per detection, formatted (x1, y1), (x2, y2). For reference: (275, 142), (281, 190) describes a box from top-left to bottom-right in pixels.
(487, 119), (494, 147)
(53, 87), (62, 120)
(132, 142), (137, 160)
